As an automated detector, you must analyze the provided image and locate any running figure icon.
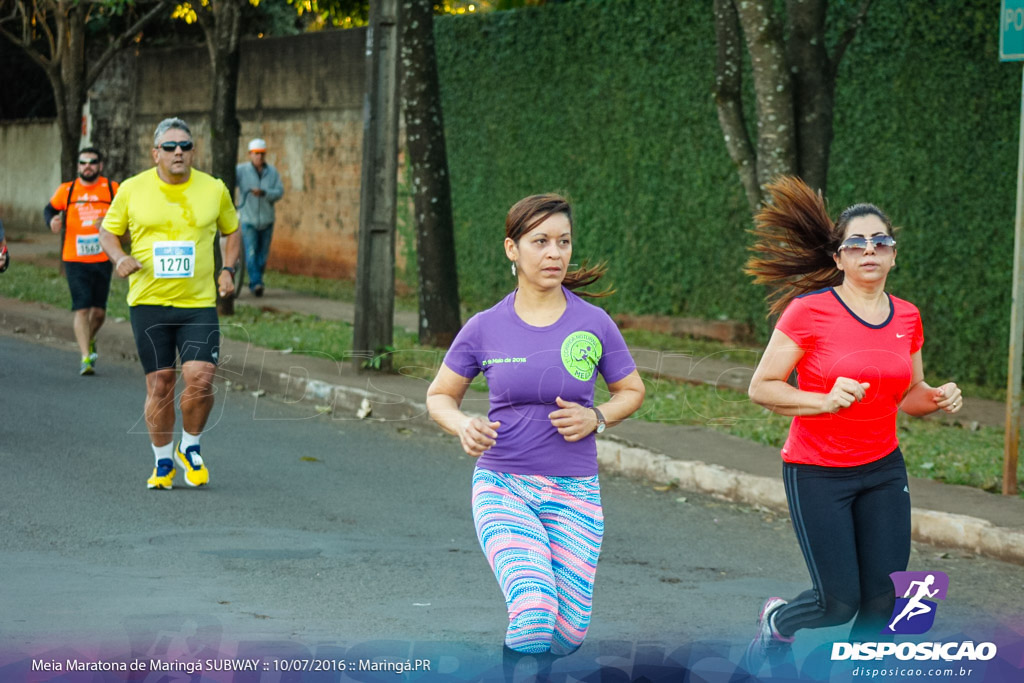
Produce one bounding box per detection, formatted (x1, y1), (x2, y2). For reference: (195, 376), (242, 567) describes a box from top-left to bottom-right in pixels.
(888, 574), (939, 631)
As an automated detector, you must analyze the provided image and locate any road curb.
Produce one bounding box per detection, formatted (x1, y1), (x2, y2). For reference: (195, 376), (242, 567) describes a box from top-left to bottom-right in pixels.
(4, 297), (1023, 566)
(595, 438), (1024, 565)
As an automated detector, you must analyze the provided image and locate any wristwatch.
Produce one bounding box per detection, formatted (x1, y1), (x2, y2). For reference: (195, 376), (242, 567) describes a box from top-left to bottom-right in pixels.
(593, 407), (606, 434)
(221, 266), (236, 275)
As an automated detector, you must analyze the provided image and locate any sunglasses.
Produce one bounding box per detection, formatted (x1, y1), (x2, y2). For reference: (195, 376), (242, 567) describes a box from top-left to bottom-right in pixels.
(837, 234), (896, 255)
(78, 159), (100, 166)
(156, 140), (194, 152)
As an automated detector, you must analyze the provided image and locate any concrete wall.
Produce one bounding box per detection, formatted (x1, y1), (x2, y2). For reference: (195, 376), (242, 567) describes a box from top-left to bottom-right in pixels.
(128, 29), (372, 279)
(0, 120), (62, 235)
(1, 28), (388, 280)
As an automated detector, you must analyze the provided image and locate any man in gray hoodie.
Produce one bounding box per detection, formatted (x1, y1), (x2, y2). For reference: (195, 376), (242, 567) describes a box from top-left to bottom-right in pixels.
(235, 137), (284, 297)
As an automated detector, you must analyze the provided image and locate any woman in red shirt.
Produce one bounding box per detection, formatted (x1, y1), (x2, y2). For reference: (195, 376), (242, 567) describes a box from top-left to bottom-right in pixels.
(743, 177), (963, 673)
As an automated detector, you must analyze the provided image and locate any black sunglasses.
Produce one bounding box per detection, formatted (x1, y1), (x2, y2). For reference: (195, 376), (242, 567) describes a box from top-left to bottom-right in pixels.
(156, 140), (194, 152)
(78, 159), (100, 165)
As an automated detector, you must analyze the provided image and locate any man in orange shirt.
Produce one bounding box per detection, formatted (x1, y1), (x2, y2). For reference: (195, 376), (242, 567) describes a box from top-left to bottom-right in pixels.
(44, 147), (119, 375)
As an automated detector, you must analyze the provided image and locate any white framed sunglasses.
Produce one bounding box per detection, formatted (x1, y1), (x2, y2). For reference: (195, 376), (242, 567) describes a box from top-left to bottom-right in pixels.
(837, 234), (896, 256)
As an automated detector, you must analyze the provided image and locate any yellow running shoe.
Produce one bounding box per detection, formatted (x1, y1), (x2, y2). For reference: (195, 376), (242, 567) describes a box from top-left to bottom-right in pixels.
(175, 442), (209, 487)
(147, 458), (176, 489)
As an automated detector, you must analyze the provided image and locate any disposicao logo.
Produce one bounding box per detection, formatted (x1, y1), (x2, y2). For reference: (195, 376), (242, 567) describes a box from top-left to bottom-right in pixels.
(830, 570), (998, 662)
(884, 570), (948, 635)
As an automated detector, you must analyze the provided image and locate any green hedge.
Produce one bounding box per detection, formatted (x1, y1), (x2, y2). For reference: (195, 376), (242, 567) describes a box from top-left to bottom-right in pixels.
(434, 0), (1019, 388)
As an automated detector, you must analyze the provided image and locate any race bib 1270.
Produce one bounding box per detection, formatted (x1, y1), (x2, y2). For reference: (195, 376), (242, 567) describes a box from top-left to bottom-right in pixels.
(152, 240), (196, 279)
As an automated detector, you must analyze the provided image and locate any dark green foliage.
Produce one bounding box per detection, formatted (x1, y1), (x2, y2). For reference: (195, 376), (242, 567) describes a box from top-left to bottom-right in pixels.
(435, 0), (1019, 388)
(827, 0), (1016, 387)
(437, 1), (757, 320)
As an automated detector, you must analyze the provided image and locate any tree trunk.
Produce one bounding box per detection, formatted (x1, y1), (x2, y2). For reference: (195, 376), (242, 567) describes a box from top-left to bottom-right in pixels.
(48, 66), (79, 184)
(733, 0), (797, 195)
(785, 0), (832, 195)
(712, 0), (760, 210)
(203, 0), (242, 190)
(199, 0), (243, 316)
(56, 0), (87, 179)
(712, 0), (874, 210)
(400, 0), (461, 347)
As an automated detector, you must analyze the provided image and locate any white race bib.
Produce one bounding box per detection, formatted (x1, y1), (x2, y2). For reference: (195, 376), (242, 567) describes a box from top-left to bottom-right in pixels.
(153, 240), (196, 279)
(75, 233), (102, 257)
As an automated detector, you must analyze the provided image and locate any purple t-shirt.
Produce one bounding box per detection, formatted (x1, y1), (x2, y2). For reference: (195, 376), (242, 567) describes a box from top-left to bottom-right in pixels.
(443, 287), (637, 476)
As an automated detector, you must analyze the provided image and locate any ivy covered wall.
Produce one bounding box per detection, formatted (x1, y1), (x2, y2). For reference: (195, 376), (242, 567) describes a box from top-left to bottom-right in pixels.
(435, 0), (1019, 387)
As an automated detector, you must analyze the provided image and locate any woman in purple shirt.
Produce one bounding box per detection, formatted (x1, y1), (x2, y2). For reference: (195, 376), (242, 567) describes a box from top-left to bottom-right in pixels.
(427, 194), (645, 673)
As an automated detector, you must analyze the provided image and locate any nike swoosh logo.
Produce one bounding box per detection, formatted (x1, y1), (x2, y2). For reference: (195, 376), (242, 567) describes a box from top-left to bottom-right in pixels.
(896, 333), (906, 338)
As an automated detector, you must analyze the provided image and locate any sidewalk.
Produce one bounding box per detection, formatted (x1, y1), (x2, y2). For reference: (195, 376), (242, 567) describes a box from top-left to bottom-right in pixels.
(3, 240), (1024, 565)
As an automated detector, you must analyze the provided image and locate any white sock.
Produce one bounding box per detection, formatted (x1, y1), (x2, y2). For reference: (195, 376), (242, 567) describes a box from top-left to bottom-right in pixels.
(180, 430), (201, 451)
(152, 442), (173, 465)
(770, 610), (792, 641)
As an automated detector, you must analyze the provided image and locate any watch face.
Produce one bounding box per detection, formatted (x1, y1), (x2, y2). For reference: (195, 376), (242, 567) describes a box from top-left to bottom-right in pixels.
(596, 422), (606, 434)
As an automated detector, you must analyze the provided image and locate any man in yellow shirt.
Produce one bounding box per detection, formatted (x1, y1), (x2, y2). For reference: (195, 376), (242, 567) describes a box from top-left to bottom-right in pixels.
(100, 117), (241, 490)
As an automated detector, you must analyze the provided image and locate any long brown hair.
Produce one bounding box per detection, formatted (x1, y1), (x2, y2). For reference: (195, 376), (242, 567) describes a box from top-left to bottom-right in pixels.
(505, 193), (613, 298)
(745, 176), (894, 316)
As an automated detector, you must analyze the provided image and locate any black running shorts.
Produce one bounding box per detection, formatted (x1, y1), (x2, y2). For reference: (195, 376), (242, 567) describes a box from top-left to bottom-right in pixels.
(129, 305), (220, 374)
(65, 260), (113, 311)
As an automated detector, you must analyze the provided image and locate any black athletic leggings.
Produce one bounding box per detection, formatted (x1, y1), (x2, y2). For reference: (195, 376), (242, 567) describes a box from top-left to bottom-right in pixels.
(773, 448), (911, 641)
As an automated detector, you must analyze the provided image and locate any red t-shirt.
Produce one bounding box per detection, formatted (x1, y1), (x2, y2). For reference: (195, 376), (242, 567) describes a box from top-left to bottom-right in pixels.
(775, 288), (924, 467)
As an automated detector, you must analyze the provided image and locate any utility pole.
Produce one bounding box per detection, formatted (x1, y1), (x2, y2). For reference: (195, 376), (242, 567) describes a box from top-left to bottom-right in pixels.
(1001, 2), (1024, 494)
(354, 0), (401, 372)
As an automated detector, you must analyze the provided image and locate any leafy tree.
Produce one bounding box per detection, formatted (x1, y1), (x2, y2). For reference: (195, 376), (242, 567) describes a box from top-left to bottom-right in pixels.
(712, 0), (873, 209)
(172, 0), (254, 189)
(0, 0), (170, 178)
(285, 0), (367, 29)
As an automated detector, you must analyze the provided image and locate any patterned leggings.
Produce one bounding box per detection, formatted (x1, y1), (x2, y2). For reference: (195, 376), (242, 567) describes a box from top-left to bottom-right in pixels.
(471, 467), (604, 655)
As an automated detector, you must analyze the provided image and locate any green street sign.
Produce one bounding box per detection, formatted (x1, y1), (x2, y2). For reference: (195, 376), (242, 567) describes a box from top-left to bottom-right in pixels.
(1003, 1), (1024, 61)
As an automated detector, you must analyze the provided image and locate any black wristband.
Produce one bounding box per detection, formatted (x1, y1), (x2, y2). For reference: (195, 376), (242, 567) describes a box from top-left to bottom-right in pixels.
(221, 266), (236, 275)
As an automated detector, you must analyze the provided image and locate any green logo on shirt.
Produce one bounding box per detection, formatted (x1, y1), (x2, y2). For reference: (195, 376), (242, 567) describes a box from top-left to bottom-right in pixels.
(561, 331), (602, 381)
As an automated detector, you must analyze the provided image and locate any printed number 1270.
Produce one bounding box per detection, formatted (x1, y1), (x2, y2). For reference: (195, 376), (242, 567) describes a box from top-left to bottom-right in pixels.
(161, 257), (190, 272)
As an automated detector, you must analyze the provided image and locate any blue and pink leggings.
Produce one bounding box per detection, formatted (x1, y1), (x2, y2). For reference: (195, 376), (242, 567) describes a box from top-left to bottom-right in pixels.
(471, 467), (604, 655)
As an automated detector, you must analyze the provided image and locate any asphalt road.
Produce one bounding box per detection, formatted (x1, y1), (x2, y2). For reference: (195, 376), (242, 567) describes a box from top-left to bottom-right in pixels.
(1, 332), (1022, 682)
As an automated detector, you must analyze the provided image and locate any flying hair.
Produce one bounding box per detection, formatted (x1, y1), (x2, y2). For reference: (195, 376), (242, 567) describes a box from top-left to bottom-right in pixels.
(745, 176), (844, 317)
(745, 176), (895, 316)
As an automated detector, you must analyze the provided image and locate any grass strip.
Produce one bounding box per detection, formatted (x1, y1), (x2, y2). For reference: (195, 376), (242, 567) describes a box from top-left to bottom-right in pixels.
(3, 260), (1019, 497)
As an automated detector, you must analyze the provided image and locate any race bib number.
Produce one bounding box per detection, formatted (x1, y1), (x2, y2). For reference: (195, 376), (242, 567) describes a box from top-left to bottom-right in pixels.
(153, 241), (196, 279)
(75, 233), (103, 257)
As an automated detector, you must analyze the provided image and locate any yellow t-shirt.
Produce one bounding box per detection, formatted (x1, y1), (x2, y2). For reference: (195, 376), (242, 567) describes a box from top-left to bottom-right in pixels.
(103, 168), (239, 308)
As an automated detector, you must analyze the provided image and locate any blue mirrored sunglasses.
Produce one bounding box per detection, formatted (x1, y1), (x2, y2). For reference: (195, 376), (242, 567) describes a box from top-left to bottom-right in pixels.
(838, 234), (896, 255)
